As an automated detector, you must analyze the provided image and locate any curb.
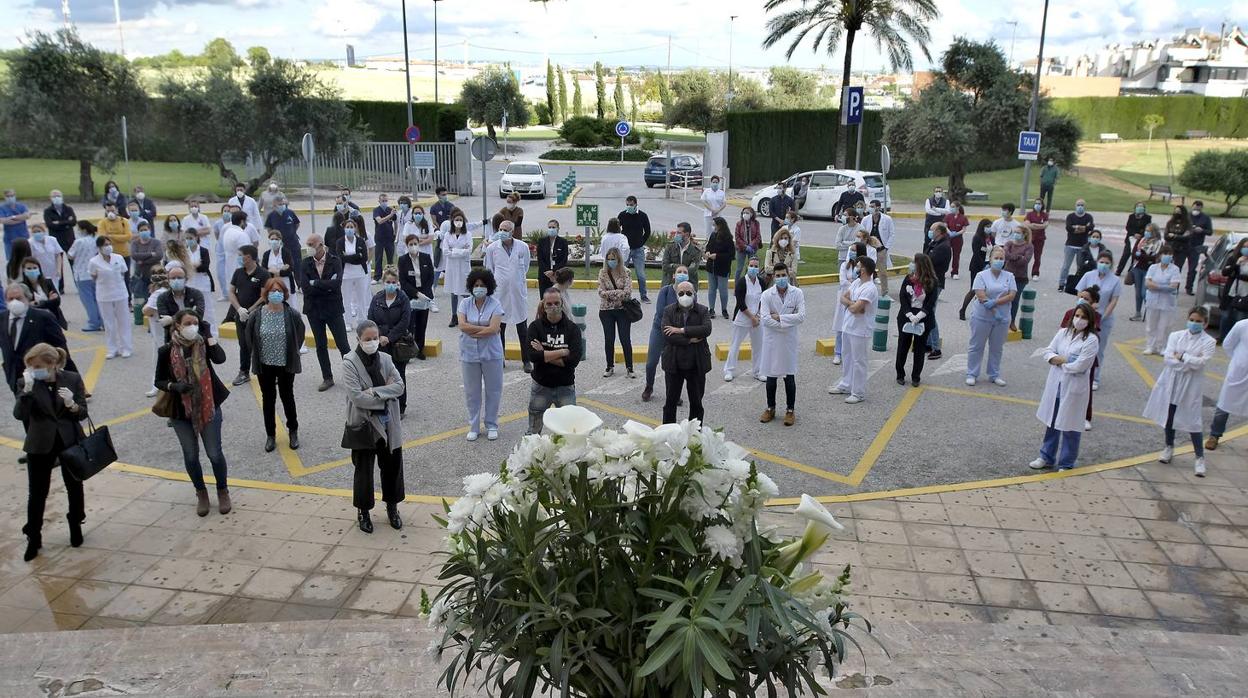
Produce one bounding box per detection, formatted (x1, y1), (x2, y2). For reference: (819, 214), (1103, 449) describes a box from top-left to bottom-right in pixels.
(537, 159), (647, 166)
(547, 186), (583, 209)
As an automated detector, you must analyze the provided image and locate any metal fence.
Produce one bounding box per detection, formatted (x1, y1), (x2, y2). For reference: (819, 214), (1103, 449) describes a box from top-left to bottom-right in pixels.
(271, 141), (459, 194)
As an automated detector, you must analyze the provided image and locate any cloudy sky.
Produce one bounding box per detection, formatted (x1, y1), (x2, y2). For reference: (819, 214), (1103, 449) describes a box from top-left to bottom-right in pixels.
(6, 0), (1247, 71)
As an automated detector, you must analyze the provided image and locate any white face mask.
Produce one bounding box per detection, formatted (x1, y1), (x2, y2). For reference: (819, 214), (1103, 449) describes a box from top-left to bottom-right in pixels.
(777, 238), (789, 248)
(1072, 317), (1088, 331)
(6, 299), (28, 316)
(677, 293), (694, 308)
(408, 244), (420, 255)
(453, 220), (464, 229)
(102, 245), (113, 257)
(743, 212), (752, 220)
(179, 325), (200, 341)
(360, 339), (380, 355)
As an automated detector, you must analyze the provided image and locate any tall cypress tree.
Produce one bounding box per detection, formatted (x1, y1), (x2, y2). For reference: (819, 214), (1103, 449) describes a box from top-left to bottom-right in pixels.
(613, 68), (626, 120)
(573, 73), (584, 117)
(545, 60), (556, 125)
(594, 62), (606, 119)
(557, 64), (568, 123)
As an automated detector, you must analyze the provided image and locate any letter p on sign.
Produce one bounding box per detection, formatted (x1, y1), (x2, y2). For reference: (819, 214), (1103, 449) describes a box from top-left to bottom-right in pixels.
(842, 87), (864, 126)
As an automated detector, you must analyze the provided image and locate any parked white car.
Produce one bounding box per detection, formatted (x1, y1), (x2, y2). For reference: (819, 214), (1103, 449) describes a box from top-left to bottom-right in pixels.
(499, 161), (548, 199)
(750, 169), (890, 219)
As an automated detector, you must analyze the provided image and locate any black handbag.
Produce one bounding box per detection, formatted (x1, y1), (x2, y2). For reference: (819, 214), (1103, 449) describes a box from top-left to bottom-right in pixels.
(609, 273), (644, 323)
(60, 417), (117, 482)
(391, 334), (421, 362)
(341, 421), (378, 450)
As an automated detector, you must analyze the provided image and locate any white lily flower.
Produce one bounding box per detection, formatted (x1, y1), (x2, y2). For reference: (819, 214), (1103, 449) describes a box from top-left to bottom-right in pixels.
(794, 494), (844, 533)
(543, 405), (603, 438)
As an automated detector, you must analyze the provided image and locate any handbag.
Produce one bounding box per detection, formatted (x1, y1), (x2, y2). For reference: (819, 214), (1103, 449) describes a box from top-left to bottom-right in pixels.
(151, 389), (176, 418)
(341, 421), (378, 450)
(609, 273), (644, 323)
(60, 416), (117, 482)
(1123, 271), (1134, 286)
(391, 333), (421, 362)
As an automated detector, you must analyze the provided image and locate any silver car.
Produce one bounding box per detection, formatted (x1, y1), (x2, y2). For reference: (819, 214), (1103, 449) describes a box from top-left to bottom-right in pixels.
(750, 169), (890, 219)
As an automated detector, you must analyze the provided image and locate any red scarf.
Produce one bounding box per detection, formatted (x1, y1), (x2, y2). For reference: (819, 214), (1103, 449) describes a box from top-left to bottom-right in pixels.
(170, 334), (216, 433)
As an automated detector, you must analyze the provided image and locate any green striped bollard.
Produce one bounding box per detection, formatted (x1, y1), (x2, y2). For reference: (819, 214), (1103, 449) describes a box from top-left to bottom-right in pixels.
(133, 296), (147, 326)
(571, 303), (587, 361)
(1019, 287), (1037, 340)
(872, 296), (891, 352)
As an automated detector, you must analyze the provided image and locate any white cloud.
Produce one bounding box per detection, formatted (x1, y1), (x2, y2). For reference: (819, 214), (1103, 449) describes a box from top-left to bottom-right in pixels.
(311, 0), (385, 39)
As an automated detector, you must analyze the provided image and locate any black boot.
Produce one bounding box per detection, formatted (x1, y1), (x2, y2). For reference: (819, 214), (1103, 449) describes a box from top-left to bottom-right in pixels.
(23, 534), (41, 562)
(288, 430), (300, 450)
(264, 435), (276, 453)
(68, 518), (83, 548)
(386, 504), (403, 530)
(358, 509), (374, 534)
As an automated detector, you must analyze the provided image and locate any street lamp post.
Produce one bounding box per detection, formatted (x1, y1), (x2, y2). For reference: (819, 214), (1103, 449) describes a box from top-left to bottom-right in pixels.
(401, 0), (416, 197)
(728, 15), (738, 98)
(1019, 0), (1050, 211)
(434, 0), (442, 103)
(1006, 20), (1019, 66)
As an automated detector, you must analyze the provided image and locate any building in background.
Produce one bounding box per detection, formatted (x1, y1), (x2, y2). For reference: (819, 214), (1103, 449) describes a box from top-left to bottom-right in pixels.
(1067, 26), (1248, 97)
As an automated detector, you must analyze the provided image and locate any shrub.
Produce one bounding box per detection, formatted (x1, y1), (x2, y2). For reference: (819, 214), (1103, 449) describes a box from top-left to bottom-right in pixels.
(1179, 149), (1248, 216)
(558, 115), (640, 147)
(540, 147), (651, 161)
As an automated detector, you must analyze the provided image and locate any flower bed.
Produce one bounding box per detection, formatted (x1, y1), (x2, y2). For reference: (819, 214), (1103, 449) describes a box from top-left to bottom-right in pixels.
(428, 406), (874, 697)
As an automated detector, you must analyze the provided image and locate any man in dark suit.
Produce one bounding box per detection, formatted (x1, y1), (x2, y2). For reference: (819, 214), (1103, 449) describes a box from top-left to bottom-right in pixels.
(536, 222), (569, 296)
(660, 281), (713, 424)
(155, 265), (211, 344)
(301, 233), (351, 391)
(1, 283), (76, 394)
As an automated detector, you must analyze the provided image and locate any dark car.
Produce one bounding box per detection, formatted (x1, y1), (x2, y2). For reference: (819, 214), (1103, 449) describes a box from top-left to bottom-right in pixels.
(1195, 231), (1248, 336)
(644, 155), (703, 188)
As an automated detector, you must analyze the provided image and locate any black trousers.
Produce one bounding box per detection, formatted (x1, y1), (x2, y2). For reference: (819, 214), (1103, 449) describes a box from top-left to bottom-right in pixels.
(500, 321), (529, 361)
(25, 450), (84, 541)
(307, 312), (350, 380)
(395, 360), (409, 413)
(896, 325), (932, 381)
(372, 235), (396, 280)
(663, 367), (706, 424)
(766, 375), (796, 411)
(257, 364), (298, 436)
(237, 326), (252, 374)
(410, 308), (430, 351)
(352, 440), (404, 510)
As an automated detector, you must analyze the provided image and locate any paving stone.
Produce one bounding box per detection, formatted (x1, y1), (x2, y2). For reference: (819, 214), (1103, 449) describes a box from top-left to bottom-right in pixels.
(911, 547), (970, 576)
(895, 502), (950, 524)
(1158, 541), (1225, 568)
(238, 568), (308, 602)
(288, 574), (361, 608)
(46, 580), (127, 616)
(859, 543), (915, 571)
(147, 590), (230, 625)
(1086, 586), (1157, 620)
(1073, 559), (1137, 588)
(1106, 538), (1170, 565)
(964, 550), (1025, 579)
(344, 580), (416, 615)
(96, 585), (177, 622)
(1146, 591), (1216, 623)
(975, 578), (1044, 610)
(1032, 581), (1100, 614)
(919, 574), (981, 605)
(990, 506), (1048, 532)
(207, 597), (284, 624)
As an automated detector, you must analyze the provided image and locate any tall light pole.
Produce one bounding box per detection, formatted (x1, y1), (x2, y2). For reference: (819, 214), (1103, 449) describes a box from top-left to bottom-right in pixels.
(1019, 0), (1050, 211)
(433, 0), (442, 103)
(112, 0), (125, 56)
(401, 0), (416, 197)
(1006, 20), (1019, 66)
(728, 15), (738, 101)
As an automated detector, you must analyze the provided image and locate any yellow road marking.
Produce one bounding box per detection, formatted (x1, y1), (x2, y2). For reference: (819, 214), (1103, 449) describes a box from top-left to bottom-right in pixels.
(248, 376), (307, 478)
(847, 386), (922, 485)
(100, 407), (153, 428)
(923, 384), (1154, 426)
(82, 347), (108, 394)
(1116, 341), (1157, 389)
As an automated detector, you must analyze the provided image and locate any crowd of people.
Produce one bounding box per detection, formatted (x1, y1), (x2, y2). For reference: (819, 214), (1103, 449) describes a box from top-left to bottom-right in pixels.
(1, 179), (1246, 562)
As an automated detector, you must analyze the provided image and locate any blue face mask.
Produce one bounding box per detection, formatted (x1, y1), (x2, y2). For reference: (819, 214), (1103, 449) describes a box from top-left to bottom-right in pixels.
(277, 205), (287, 214)
(775, 276), (789, 289)
(495, 232), (509, 242)
(23, 268), (40, 280)
(674, 272), (688, 284)
(1187, 321), (1204, 334)
(907, 262), (916, 274)
(1161, 254), (1173, 265)
(926, 230), (934, 240)
(674, 235), (685, 246)
(139, 230), (151, 239)
(170, 221), (180, 231)
(170, 279), (186, 291)
(1075, 205), (1086, 215)
(1077, 297), (1090, 307)
(30, 368), (50, 381)
(129, 211), (140, 219)
(413, 213), (424, 222)
(472, 286), (487, 299)
(546, 227), (558, 237)
(384, 282), (399, 294)
(746, 267), (759, 277)
(267, 291), (285, 304)
(626, 205), (637, 214)
(1097, 262), (1110, 273)
(607, 259), (618, 269)
(847, 251), (857, 261)
(990, 259), (1005, 270)
(33, 232), (46, 243)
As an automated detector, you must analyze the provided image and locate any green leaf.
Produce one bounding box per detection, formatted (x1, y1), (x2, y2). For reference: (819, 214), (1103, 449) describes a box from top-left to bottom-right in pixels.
(644, 598), (688, 648)
(670, 525), (698, 556)
(693, 627), (734, 680)
(637, 631), (683, 677)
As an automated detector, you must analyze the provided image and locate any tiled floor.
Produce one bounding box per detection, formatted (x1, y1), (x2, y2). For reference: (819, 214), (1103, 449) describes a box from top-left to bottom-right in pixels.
(1, 433), (1247, 637)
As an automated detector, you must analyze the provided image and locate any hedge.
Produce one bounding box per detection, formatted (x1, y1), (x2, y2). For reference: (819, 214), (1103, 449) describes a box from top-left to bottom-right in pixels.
(345, 101), (467, 142)
(1050, 95), (1248, 140)
(539, 147), (651, 161)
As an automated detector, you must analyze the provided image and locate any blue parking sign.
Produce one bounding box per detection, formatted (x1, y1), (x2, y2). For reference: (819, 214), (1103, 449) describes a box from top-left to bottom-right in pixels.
(1018, 130), (1042, 160)
(841, 86), (864, 126)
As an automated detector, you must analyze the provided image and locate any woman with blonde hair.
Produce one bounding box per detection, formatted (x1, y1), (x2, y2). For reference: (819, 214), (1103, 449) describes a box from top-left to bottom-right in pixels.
(765, 227), (797, 283)
(598, 246), (636, 378)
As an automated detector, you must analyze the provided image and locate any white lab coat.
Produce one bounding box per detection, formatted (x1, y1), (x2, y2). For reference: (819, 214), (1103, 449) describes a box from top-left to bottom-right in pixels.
(1035, 328), (1100, 432)
(758, 285), (806, 377)
(832, 262), (855, 332)
(484, 238), (531, 322)
(1216, 318), (1248, 416)
(230, 194), (263, 229)
(1143, 329), (1217, 433)
(439, 221), (482, 297)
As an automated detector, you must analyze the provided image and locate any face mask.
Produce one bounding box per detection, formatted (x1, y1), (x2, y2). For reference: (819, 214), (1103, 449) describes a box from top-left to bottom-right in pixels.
(413, 213), (424, 222)
(360, 339), (380, 354)
(102, 245), (113, 256)
(345, 228), (356, 235)
(222, 214), (232, 224)
(453, 220), (464, 229)
(139, 230), (151, 239)
(506, 203), (516, 210)
(1097, 262), (1110, 273)
(169, 220), (181, 231)
(6, 300), (27, 316)
(343, 193), (351, 201)
(438, 195), (448, 203)
(276, 205), (287, 214)
(472, 286), (487, 299)
(747, 267), (759, 277)
(267, 291), (285, 304)
(1047, 160), (1054, 166)
(907, 262), (917, 275)
(607, 259), (618, 269)
(136, 192), (146, 201)
(934, 191), (944, 199)
(854, 206), (865, 214)
(399, 203), (410, 212)
(777, 238), (789, 248)
(170, 278), (186, 291)
(743, 212), (753, 220)
(1077, 297), (1090, 307)
(494, 232), (508, 242)
(1161, 255), (1173, 265)
(33, 232), (46, 243)
(547, 227), (558, 237)
(129, 210), (140, 219)
(48, 195), (63, 206)
(675, 272), (689, 284)
(1144, 230), (1154, 239)
(23, 268), (39, 280)
(236, 191), (245, 199)
(626, 205), (637, 214)
(1034, 203), (1042, 212)
(677, 293), (693, 308)
(674, 235), (685, 246)
(269, 240), (282, 251)
(990, 259), (1005, 270)
(846, 251), (857, 261)
(186, 239), (197, 250)
(1187, 321), (1204, 335)
(237, 257), (245, 268)
(336, 204), (346, 212)
(775, 277), (789, 289)
(788, 218), (798, 226)
(30, 367), (51, 381)
(108, 187), (118, 195)
(379, 201), (390, 210)
(1010, 233), (1023, 242)
(926, 230), (934, 240)
(269, 184), (278, 191)
(710, 182), (720, 191)
(408, 244), (420, 255)
(1089, 238), (1101, 246)
(545, 306), (563, 321)
(384, 282), (399, 294)
(1072, 317), (1089, 331)
(106, 211), (117, 220)
(1075, 205), (1086, 215)
(1192, 208), (1202, 215)
(190, 206), (200, 215)
(179, 325), (200, 341)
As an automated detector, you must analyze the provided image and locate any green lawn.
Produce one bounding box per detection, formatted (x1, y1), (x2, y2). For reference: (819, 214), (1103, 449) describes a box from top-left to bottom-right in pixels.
(0, 158), (232, 202)
(888, 167), (1146, 212)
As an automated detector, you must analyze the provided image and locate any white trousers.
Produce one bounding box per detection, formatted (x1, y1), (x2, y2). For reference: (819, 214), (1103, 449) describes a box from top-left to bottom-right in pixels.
(342, 277), (372, 333)
(835, 332), (870, 398)
(100, 299), (134, 355)
(1144, 308), (1173, 353)
(724, 323), (761, 377)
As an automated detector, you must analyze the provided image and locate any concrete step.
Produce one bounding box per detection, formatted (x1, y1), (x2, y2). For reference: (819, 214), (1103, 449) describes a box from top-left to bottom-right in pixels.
(2, 618), (1246, 696)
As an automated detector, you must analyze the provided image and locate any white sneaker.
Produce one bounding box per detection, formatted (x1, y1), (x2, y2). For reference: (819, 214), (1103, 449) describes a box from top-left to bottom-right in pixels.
(755, 373), (767, 382)
(952, 273), (961, 281)
(145, 386), (158, 397)
(466, 431), (479, 442)
(121, 351), (132, 359)
(1159, 446), (1173, 464)
(105, 352), (117, 360)
(1092, 381), (1100, 391)
(832, 355), (842, 365)
(828, 385), (848, 395)
(1142, 348), (1157, 356)
(1084, 420), (1092, 431)
(603, 367), (615, 378)
(845, 395), (863, 404)
(431, 303), (440, 313)
(487, 428), (499, 441)
(965, 377), (976, 386)
(723, 372), (734, 382)
(1029, 458), (1051, 470)
(992, 377), (1007, 387)
(1194, 458), (1207, 477)
(299, 345), (309, 355)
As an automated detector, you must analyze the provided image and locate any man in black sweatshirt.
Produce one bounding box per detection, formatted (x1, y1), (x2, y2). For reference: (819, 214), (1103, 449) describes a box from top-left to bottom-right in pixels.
(1059, 199), (1094, 291)
(618, 195), (652, 303)
(526, 287), (584, 435)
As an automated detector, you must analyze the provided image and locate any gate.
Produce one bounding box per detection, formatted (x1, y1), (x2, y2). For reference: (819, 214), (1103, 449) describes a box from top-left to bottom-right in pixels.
(272, 141), (460, 194)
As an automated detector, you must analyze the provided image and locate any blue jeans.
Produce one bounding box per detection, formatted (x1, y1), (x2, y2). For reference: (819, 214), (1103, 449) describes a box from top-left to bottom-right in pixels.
(645, 323), (666, 389)
(1040, 392), (1082, 469)
(1058, 245), (1080, 288)
(734, 251), (751, 281)
(1010, 278), (1028, 325)
(1164, 403), (1204, 457)
(170, 410), (228, 491)
(1211, 408), (1231, 438)
(1131, 267), (1147, 316)
(528, 383), (577, 434)
(1094, 313), (1115, 382)
(707, 274), (729, 314)
(629, 247), (649, 300)
(74, 277), (103, 330)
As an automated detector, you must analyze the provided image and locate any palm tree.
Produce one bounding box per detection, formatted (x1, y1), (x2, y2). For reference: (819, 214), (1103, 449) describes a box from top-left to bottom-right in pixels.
(763, 0), (938, 168)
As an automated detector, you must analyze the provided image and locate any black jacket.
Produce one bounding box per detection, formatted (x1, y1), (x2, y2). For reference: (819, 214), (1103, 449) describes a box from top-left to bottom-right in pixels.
(733, 274), (770, 321)
(0, 307), (73, 394)
(928, 237), (952, 289)
(13, 370), (88, 454)
(43, 204), (77, 250)
(1220, 253), (1248, 312)
(526, 315), (583, 388)
(617, 210), (652, 249)
(367, 290), (412, 351)
(897, 275), (938, 334)
(333, 232), (370, 278)
(156, 287), (211, 344)
(832, 190), (865, 219)
(660, 302), (713, 374)
(244, 305), (305, 375)
(154, 340), (230, 421)
(22, 277), (67, 329)
(1064, 212), (1094, 248)
(706, 232), (734, 277)
(301, 254), (345, 316)
(537, 235), (569, 277)
(262, 246), (299, 292)
(397, 252), (434, 302)
(968, 227), (992, 276)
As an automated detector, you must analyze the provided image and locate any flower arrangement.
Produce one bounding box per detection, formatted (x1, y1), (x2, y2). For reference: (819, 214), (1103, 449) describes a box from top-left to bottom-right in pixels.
(430, 405), (872, 697)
